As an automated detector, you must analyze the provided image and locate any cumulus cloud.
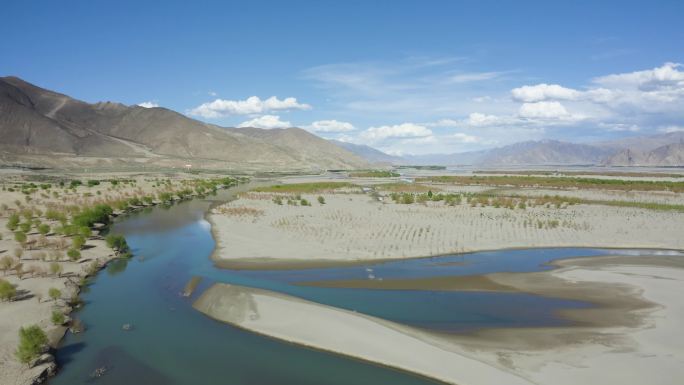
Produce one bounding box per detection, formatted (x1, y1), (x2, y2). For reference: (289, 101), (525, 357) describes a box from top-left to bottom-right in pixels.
(511, 84), (582, 102)
(518, 101), (571, 119)
(359, 123), (432, 142)
(304, 120), (356, 133)
(660, 125), (684, 133)
(189, 96), (311, 118)
(237, 115), (291, 129)
(593, 62), (684, 89)
(137, 101), (159, 108)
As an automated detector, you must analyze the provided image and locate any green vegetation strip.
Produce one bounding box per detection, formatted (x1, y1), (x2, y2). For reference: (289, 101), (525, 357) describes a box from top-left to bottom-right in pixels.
(252, 182), (354, 193)
(418, 175), (684, 192)
(348, 170), (400, 178)
(474, 170), (684, 178)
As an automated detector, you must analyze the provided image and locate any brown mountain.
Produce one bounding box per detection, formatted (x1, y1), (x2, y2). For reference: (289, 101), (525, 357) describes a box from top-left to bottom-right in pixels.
(0, 76), (367, 171)
(603, 143), (684, 167)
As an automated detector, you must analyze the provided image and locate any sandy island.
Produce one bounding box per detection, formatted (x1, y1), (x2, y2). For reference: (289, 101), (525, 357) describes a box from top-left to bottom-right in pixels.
(209, 185), (684, 269)
(194, 255), (684, 385)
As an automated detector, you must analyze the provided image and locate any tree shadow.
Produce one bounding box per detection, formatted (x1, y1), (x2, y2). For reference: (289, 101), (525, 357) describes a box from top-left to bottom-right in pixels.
(55, 341), (87, 366)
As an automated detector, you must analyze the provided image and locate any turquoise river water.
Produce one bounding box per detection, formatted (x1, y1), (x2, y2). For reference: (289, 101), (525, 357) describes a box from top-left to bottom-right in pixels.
(49, 189), (680, 385)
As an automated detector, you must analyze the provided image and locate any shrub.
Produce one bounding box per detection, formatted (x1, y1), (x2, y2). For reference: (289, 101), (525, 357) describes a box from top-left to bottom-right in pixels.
(317, 196), (325, 204)
(7, 214), (20, 231)
(15, 325), (48, 364)
(72, 235), (86, 249)
(51, 310), (65, 325)
(38, 224), (50, 235)
(19, 222), (31, 233)
(272, 196), (283, 205)
(48, 287), (61, 301)
(87, 180), (100, 187)
(300, 199), (310, 206)
(0, 279), (16, 301)
(67, 248), (81, 261)
(14, 231), (27, 244)
(49, 262), (62, 277)
(105, 234), (129, 252)
(72, 204), (113, 227)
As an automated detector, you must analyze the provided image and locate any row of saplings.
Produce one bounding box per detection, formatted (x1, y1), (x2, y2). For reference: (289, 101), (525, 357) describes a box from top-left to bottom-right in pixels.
(5, 232), (130, 367)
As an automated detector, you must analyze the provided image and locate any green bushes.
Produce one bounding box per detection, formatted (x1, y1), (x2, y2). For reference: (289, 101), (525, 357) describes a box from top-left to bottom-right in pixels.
(317, 196), (325, 204)
(86, 180), (100, 187)
(7, 214), (19, 231)
(0, 279), (16, 301)
(48, 287), (61, 301)
(105, 234), (129, 254)
(15, 325), (48, 364)
(51, 310), (65, 325)
(14, 231), (27, 244)
(71, 204), (113, 227)
(67, 248), (81, 261)
(38, 224), (50, 235)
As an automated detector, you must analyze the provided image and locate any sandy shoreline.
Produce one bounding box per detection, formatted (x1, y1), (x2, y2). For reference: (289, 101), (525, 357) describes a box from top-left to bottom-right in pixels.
(194, 256), (684, 385)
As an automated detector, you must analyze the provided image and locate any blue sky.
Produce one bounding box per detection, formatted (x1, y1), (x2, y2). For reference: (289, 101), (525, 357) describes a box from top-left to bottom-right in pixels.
(2, 0), (684, 155)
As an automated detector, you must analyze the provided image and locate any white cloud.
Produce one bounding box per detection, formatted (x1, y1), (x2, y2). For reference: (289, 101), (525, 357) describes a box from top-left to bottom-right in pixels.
(466, 112), (514, 126)
(511, 83), (582, 102)
(518, 101), (571, 119)
(448, 71), (503, 83)
(137, 101), (159, 108)
(450, 133), (480, 143)
(304, 120), (356, 133)
(359, 123), (432, 142)
(189, 96), (311, 118)
(598, 123), (640, 132)
(593, 62), (684, 89)
(237, 115), (291, 129)
(659, 125), (684, 133)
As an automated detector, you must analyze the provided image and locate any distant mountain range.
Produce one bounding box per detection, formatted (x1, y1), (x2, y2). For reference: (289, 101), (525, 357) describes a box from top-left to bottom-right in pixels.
(0, 76), (367, 171)
(336, 134), (684, 167)
(2, 76), (682, 170)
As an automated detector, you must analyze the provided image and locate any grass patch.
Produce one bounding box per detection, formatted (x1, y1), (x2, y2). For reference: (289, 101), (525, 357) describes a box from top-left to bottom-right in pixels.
(252, 182), (354, 194)
(377, 183), (435, 192)
(349, 170), (400, 178)
(418, 175), (684, 192)
(474, 170), (684, 178)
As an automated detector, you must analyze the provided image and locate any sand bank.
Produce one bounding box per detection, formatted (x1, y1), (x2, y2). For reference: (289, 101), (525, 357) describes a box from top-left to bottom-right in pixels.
(193, 283), (534, 385)
(210, 192), (684, 268)
(194, 257), (684, 385)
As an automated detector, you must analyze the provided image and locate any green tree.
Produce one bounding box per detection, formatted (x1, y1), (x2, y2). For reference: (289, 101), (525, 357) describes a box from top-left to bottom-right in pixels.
(15, 325), (48, 364)
(48, 287), (61, 301)
(0, 279), (16, 301)
(38, 224), (50, 236)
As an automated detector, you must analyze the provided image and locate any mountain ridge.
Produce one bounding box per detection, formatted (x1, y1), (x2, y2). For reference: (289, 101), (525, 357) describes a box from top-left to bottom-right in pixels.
(0, 76), (367, 171)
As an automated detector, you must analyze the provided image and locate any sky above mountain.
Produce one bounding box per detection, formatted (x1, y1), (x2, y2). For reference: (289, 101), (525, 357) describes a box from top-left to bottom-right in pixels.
(2, 0), (683, 155)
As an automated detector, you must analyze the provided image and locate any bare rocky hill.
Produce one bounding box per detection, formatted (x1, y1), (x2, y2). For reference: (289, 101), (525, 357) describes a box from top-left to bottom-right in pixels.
(0, 76), (367, 171)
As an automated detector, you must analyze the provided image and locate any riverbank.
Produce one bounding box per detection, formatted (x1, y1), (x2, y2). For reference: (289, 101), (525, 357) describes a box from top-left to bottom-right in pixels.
(0, 173), (242, 385)
(210, 189), (684, 269)
(194, 255), (684, 385)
